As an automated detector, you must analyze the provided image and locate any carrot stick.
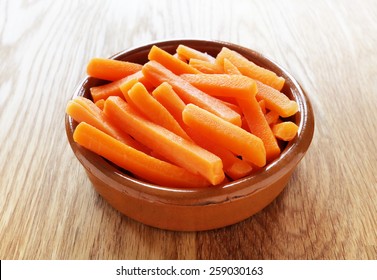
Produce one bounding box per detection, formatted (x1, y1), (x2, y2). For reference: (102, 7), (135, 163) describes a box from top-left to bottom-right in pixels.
(258, 99), (266, 114)
(188, 59), (223, 74)
(90, 77), (126, 103)
(264, 110), (280, 126)
(173, 52), (187, 62)
(223, 58), (242, 75)
(66, 97), (148, 152)
(241, 116), (250, 132)
(187, 128), (253, 180)
(73, 122), (209, 188)
(104, 97), (225, 185)
(272, 121), (299, 141)
(182, 103), (266, 167)
(237, 96), (281, 162)
(176, 44), (215, 63)
(94, 99), (105, 110)
(148, 45), (201, 75)
(216, 47), (285, 91)
(118, 76), (138, 106)
(90, 71), (152, 103)
(151, 82), (186, 127)
(255, 81), (298, 117)
(218, 99), (242, 115)
(142, 60), (242, 126)
(180, 73), (257, 100)
(128, 82), (191, 141)
(87, 58), (142, 81)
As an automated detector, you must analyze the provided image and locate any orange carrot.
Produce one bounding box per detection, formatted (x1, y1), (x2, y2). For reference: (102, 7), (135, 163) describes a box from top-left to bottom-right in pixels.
(66, 97), (148, 152)
(73, 122), (209, 188)
(272, 121), (299, 141)
(241, 116), (250, 132)
(104, 97), (225, 185)
(176, 44), (215, 63)
(90, 78), (125, 103)
(182, 103), (266, 167)
(238, 96), (281, 162)
(219, 99), (242, 115)
(118, 77), (138, 105)
(187, 128), (253, 180)
(181, 73), (257, 100)
(258, 99), (266, 114)
(264, 110), (280, 126)
(142, 60), (242, 126)
(94, 99), (105, 110)
(128, 82), (191, 141)
(173, 52), (187, 62)
(223, 58), (242, 75)
(148, 45), (201, 75)
(216, 47), (285, 91)
(151, 82), (186, 127)
(188, 59), (223, 74)
(90, 71), (143, 102)
(255, 81), (298, 117)
(87, 57), (142, 81)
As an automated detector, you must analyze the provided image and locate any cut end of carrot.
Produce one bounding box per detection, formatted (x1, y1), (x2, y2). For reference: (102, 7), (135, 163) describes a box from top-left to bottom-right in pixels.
(148, 45), (201, 75)
(272, 121), (299, 141)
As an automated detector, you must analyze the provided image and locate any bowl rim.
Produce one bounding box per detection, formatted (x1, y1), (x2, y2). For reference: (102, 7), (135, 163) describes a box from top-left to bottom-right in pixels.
(65, 39), (315, 206)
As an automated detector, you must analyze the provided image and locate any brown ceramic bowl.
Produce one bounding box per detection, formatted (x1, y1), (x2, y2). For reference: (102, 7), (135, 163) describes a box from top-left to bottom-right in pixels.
(65, 39), (314, 231)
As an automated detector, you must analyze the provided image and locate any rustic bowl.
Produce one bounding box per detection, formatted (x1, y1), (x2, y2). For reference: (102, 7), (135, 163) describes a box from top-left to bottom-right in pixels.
(65, 39), (314, 231)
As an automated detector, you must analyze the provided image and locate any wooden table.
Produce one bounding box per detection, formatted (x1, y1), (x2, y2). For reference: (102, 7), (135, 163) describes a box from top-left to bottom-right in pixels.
(1, 0), (376, 260)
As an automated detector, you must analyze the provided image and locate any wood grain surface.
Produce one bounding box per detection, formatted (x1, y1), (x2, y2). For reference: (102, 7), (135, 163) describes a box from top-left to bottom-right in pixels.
(1, 0), (376, 260)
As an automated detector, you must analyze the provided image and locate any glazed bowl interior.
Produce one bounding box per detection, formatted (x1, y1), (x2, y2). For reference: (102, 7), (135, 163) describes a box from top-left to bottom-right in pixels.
(65, 39), (314, 228)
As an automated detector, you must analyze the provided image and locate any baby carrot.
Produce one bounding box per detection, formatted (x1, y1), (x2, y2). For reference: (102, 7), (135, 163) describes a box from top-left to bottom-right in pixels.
(180, 73), (257, 100)
(128, 82), (191, 141)
(238, 96), (281, 162)
(216, 47), (285, 91)
(173, 52), (187, 62)
(182, 103), (266, 167)
(176, 44), (215, 62)
(223, 58), (242, 75)
(187, 128), (253, 180)
(142, 60), (242, 126)
(118, 77), (139, 106)
(151, 82), (186, 127)
(264, 110), (280, 126)
(94, 99), (105, 110)
(104, 97), (225, 185)
(66, 97), (148, 152)
(258, 99), (266, 114)
(188, 59), (223, 74)
(90, 77), (126, 103)
(87, 57), (142, 81)
(272, 121), (299, 141)
(90, 71), (152, 103)
(73, 122), (210, 188)
(148, 45), (201, 75)
(255, 81), (298, 118)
